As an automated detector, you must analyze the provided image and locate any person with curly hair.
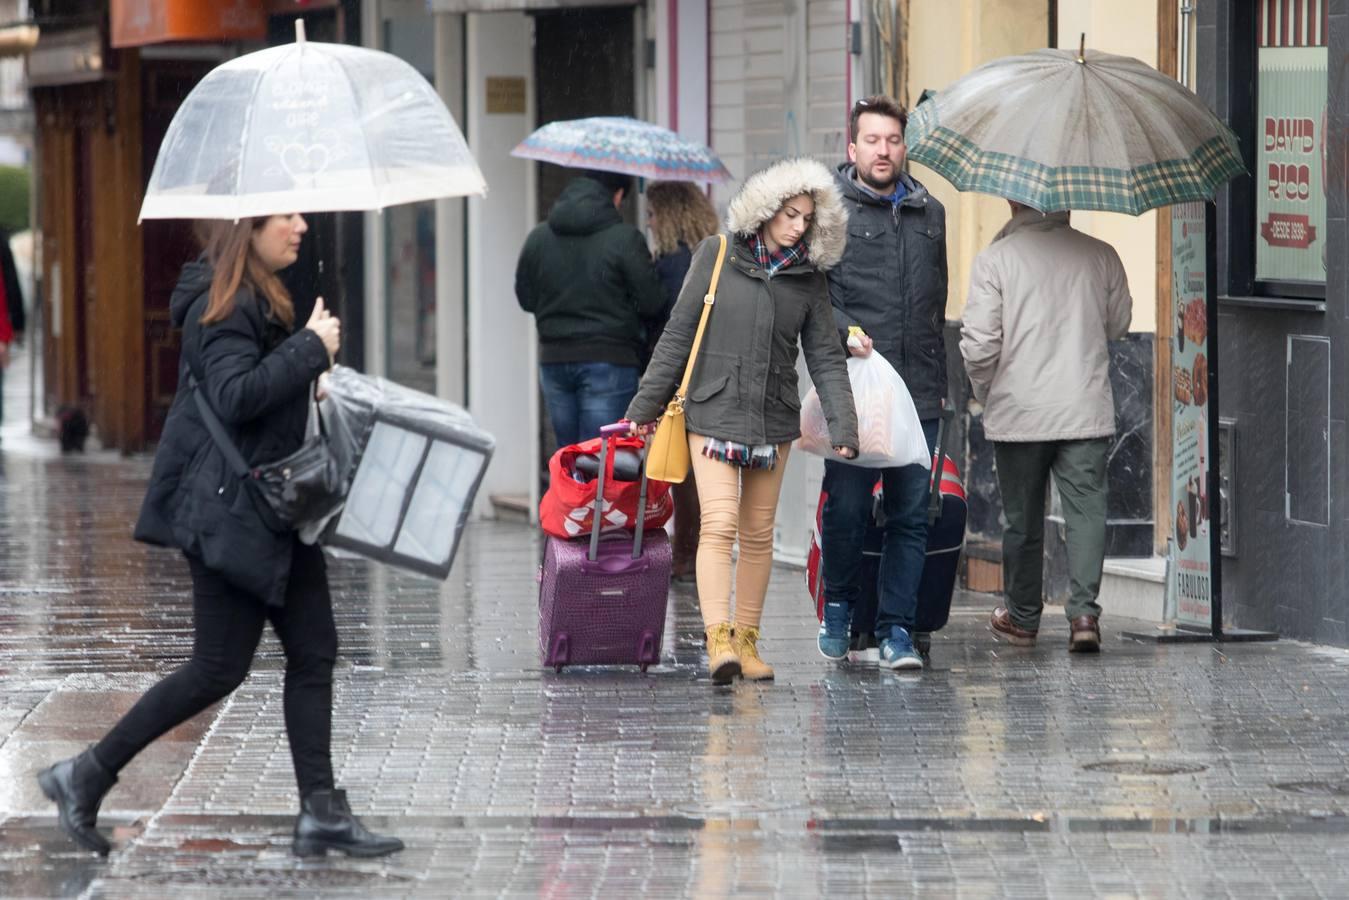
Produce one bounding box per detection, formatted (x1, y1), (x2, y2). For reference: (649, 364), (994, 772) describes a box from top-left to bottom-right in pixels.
(643, 182), (721, 581)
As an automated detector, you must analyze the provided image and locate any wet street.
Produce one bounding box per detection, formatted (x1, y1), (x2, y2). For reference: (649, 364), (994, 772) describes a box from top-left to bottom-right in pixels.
(4, 391), (1349, 897)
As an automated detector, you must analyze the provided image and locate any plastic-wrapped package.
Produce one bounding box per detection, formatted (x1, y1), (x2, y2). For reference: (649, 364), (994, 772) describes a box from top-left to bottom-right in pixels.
(303, 366), (495, 579)
(798, 353), (930, 469)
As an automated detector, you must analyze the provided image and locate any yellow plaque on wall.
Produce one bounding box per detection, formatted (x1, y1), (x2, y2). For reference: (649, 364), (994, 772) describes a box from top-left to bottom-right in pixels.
(485, 77), (526, 115)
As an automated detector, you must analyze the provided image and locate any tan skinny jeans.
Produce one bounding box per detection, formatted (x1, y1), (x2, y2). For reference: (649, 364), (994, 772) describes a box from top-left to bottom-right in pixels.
(688, 433), (792, 630)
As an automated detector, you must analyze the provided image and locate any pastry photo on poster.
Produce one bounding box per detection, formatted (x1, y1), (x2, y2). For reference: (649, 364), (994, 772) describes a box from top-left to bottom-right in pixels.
(1170, 202), (1212, 625)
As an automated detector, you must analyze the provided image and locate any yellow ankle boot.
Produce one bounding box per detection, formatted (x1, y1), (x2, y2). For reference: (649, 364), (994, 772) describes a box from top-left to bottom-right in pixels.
(732, 626), (774, 681)
(705, 623), (741, 685)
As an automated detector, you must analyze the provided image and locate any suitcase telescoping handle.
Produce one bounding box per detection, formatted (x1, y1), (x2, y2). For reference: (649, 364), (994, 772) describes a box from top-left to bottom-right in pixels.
(588, 423), (651, 563)
(927, 405), (956, 526)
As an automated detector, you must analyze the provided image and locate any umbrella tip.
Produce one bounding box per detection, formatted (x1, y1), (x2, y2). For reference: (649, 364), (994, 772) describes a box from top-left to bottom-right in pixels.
(295, 18), (307, 44)
(1077, 33), (1086, 63)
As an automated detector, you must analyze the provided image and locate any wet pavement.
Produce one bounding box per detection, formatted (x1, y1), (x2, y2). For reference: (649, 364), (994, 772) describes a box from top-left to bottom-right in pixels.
(4, 381), (1349, 896)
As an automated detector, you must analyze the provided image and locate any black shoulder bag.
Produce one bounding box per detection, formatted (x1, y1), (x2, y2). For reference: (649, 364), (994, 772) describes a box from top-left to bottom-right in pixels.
(188, 364), (344, 530)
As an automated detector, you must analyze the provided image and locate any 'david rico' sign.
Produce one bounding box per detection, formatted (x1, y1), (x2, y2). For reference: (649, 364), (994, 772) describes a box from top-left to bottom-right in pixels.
(1255, 0), (1328, 283)
(1263, 116), (1317, 248)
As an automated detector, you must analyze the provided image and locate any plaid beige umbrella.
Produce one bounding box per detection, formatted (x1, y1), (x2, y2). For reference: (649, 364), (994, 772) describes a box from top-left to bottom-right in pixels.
(906, 47), (1245, 215)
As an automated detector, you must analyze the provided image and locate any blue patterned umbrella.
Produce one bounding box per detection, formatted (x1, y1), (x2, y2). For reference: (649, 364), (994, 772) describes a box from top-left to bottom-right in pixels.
(512, 117), (732, 184)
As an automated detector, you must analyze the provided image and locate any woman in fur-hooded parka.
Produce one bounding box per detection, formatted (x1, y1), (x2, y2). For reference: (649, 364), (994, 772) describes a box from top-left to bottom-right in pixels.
(627, 157), (858, 685)
(629, 158), (857, 451)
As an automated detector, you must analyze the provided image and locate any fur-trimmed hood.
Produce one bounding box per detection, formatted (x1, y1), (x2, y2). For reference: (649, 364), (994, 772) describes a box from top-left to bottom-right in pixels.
(725, 157), (847, 270)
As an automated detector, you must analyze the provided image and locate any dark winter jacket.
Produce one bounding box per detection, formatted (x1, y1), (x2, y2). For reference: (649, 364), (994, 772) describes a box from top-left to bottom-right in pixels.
(133, 260), (330, 605)
(628, 159), (858, 451)
(827, 165), (949, 419)
(654, 243), (694, 317)
(515, 176), (667, 368)
(642, 242), (694, 367)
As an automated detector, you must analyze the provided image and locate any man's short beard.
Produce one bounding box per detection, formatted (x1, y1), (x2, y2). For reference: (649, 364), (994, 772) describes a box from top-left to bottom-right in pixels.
(858, 163), (899, 194)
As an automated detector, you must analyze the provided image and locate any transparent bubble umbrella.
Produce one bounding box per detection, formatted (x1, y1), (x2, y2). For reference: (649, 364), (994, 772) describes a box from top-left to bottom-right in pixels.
(140, 21), (487, 221)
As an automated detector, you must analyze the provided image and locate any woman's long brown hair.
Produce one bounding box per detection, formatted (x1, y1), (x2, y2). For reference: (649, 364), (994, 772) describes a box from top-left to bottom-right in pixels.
(195, 218), (296, 328)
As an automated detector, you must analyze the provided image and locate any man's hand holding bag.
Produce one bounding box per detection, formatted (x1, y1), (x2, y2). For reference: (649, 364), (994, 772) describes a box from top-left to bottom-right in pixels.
(798, 345), (930, 469)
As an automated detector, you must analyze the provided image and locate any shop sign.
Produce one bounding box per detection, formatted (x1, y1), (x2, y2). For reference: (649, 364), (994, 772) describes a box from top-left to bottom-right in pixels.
(486, 77), (526, 115)
(1170, 202), (1212, 627)
(111, 0), (267, 49)
(28, 27), (108, 88)
(1255, 29), (1327, 282)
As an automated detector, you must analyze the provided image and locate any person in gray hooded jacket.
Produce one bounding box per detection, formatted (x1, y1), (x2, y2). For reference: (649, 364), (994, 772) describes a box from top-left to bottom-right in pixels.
(819, 95), (949, 671)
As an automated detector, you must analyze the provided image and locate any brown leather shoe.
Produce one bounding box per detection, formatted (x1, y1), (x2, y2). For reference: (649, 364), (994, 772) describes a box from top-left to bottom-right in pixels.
(1069, 615), (1101, 653)
(989, 606), (1037, 646)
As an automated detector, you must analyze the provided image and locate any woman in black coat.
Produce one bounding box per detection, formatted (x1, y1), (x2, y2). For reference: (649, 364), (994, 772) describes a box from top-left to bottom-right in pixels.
(36, 214), (402, 859)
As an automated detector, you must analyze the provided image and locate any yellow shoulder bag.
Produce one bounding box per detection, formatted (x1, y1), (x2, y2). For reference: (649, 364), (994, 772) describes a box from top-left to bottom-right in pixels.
(644, 233), (729, 484)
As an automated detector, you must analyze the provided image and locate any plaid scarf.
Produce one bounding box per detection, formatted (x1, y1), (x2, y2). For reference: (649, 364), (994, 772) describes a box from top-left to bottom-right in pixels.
(749, 231), (808, 276)
(701, 437), (778, 470)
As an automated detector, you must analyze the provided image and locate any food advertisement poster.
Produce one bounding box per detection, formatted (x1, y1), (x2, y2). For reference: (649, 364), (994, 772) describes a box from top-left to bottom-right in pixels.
(1170, 202), (1212, 627)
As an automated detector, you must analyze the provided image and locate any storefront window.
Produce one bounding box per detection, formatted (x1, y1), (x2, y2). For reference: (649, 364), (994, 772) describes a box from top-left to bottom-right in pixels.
(383, 14), (437, 394)
(1254, 0), (1328, 287)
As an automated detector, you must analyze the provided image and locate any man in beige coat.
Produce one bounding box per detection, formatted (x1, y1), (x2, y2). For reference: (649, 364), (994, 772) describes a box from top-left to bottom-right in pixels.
(960, 203), (1132, 652)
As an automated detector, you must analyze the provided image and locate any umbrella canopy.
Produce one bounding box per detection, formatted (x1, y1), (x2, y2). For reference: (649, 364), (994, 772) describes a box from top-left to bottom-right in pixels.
(140, 23), (486, 221)
(511, 117), (732, 184)
(906, 47), (1245, 215)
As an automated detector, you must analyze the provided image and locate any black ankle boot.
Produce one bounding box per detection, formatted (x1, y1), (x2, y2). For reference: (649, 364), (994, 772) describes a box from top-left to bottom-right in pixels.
(37, 748), (118, 855)
(293, 788), (404, 858)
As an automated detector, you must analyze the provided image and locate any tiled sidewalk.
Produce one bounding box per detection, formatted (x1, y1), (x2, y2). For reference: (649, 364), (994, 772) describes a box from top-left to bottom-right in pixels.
(1, 447), (1348, 897)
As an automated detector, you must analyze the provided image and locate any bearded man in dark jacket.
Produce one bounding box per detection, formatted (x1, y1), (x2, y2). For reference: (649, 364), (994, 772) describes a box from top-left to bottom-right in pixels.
(818, 96), (950, 671)
(515, 170), (666, 447)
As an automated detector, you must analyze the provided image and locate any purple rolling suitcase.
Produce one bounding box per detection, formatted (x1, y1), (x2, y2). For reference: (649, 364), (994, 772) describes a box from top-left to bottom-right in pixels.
(538, 425), (672, 672)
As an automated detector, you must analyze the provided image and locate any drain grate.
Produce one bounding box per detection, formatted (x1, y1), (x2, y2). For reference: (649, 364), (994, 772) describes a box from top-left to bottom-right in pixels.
(1272, 780), (1349, 797)
(131, 867), (412, 888)
(1082, 760), (1207, 776)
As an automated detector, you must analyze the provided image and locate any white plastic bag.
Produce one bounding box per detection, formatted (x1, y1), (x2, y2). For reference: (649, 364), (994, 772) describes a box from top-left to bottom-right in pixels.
(798, 352), (930, 469)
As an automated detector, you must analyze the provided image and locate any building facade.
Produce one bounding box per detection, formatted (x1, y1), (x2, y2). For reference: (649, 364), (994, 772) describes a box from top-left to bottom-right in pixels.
(1199, 0), (1348, 643)
(39, 0), (1334, 644)
(350, 0), (862, 523)
(28, 0), (363, 452)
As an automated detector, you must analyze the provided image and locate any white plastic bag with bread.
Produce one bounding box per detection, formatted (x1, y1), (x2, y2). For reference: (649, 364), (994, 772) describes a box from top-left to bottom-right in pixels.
(798, 341), (930, 469)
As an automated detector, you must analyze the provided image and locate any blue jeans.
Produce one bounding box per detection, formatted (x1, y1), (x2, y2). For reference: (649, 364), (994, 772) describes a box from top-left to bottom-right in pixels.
(540, 362), (639, 447)
(820, 418), (939, 637)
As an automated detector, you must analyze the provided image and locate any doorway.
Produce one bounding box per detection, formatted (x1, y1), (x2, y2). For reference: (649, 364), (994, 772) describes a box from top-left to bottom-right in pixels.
(531, 9), (636, 223)
(529, 8), (637, 474)
(141, 59), (215, 441)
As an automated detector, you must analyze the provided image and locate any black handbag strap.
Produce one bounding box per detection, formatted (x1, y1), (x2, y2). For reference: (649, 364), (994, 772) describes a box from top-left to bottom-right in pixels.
(189, 374), (253, 480)
(184, 313), (322, 482)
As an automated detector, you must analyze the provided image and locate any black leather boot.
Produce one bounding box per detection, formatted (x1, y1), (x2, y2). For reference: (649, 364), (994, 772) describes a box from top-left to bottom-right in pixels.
(37, 748), (118, 855)
(292, 789), (404, 858)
